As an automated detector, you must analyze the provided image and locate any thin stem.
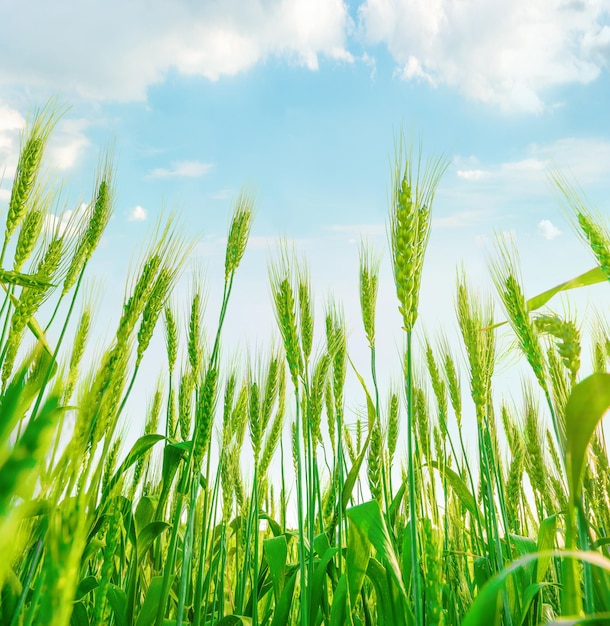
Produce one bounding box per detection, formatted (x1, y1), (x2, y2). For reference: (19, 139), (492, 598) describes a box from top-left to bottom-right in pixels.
(405, 331), (422, 626)
(294, 390), (308, 626)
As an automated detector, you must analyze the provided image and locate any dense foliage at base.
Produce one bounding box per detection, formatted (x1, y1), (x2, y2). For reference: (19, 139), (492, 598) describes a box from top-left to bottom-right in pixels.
(2, 103), (610, 626)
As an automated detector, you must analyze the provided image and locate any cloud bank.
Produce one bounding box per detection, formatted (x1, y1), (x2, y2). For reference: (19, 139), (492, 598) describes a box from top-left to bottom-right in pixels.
(0, 0), (352, 101)
(359, 0), (610, 111)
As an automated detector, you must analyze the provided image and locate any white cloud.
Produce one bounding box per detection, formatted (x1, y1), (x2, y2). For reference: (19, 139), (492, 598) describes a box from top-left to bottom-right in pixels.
(129, 205), (148, 221)
(359, 0), (609, 111)
(0, 102), (25, 179)
(0, 0), (351, 101)
(457, 169), (489, 181)
(148, 160), (214, 179)
(538, 219), (562, 240)
(400, 55), (435, 83)
(0, 188), (10, 202)
(47, 118), (90, 170)
(0, 103), (25, 133)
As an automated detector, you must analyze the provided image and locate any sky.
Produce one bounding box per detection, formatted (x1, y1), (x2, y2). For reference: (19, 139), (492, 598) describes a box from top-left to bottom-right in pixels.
(2, 0), (610, 446)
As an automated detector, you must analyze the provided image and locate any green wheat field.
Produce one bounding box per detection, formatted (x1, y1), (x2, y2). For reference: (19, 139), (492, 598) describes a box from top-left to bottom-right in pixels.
(2, 103), (610, 626)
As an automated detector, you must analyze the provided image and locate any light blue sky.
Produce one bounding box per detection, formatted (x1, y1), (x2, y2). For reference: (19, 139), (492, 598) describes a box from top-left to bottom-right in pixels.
(2, 0), (610, 442)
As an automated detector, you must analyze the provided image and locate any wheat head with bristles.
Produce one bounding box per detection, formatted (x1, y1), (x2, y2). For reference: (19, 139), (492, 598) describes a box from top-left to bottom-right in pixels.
(389, 137), (449, 333)
(225, 191), (254, 281)
(62, 151), (115, 296)
(535, 313), (581, 385)
(193, 366), (218, 471)
(455, 270), (495, 424)
(359, 240), (381, 350)
(63, 307), (91, 402)
(297, 264), (314, 366)
(552, 168), (610, 282)
(259, 362), (286, 478)
(425, 340), (448, 437)
(12, 194), (46, 272)
(269, 249), (303, 390)
(4, 101), (65, 257)
(136, 267), (175, 367)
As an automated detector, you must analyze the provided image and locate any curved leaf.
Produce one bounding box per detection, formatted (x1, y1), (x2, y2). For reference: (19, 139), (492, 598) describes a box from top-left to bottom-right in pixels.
(536, 515), (558, 584)
(527, 266), (605, 313)
(428, 462), (480, 519)
(102, 434), (165, 501)
(462, 550), (610, 626)
(137, 522), (171, 562)
(347, 516), (371, 607)
(270, 568), (298, 626)
(264, 535), (288, 601)
(565, 373), (610, 502)
(546, 613), (610, 625)
(519, 582), (557, 626)
(107, 584), (128, 626)
(309, 546), (340, 626)
(136, 576), (165, 626)
(483, 266), (606, 331)
(217, 615), (253, 625)
(329, 574), (348, 626)
(346, 501), (407, 602)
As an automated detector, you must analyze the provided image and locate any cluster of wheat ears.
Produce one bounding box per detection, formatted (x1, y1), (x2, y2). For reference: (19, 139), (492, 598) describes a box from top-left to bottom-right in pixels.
(2, 102), (610, 626)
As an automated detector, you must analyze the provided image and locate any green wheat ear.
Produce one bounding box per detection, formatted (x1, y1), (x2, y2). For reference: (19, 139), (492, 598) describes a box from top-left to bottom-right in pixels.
(269, 247), (303, 390)
(297, 263), (314, 366)
(188, 288), (204, 378)
(455, 269), (495, 425)
(552, 168), (610, 282)
(489, 236), (559, 444)
(390, 134), (449, 333)
(3, 100), (67, 263)
(164, 302), (178, 374)
(225, 190), (254, 280)
(359, 240), (381, 350)
(136, 267), (174, 367)
(12, 188), (49, 272)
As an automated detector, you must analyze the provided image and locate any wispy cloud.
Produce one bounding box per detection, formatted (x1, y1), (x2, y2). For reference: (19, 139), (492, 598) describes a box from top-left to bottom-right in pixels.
(359, 0), (608, 111)
(538, 219), (561, 240)
(452, 137), (610, 199)
(129, 205), (148, 221)
(148, 160), (214, 179)
(326, 223), (385, 240)
(432, 210), (490, 228)
(360, 52), (377, 80)
(209, 188), (235, 201)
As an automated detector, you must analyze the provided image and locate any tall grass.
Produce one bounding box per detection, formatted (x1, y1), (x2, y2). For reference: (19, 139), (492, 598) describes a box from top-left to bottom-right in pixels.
(2, 103), (610, 626)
